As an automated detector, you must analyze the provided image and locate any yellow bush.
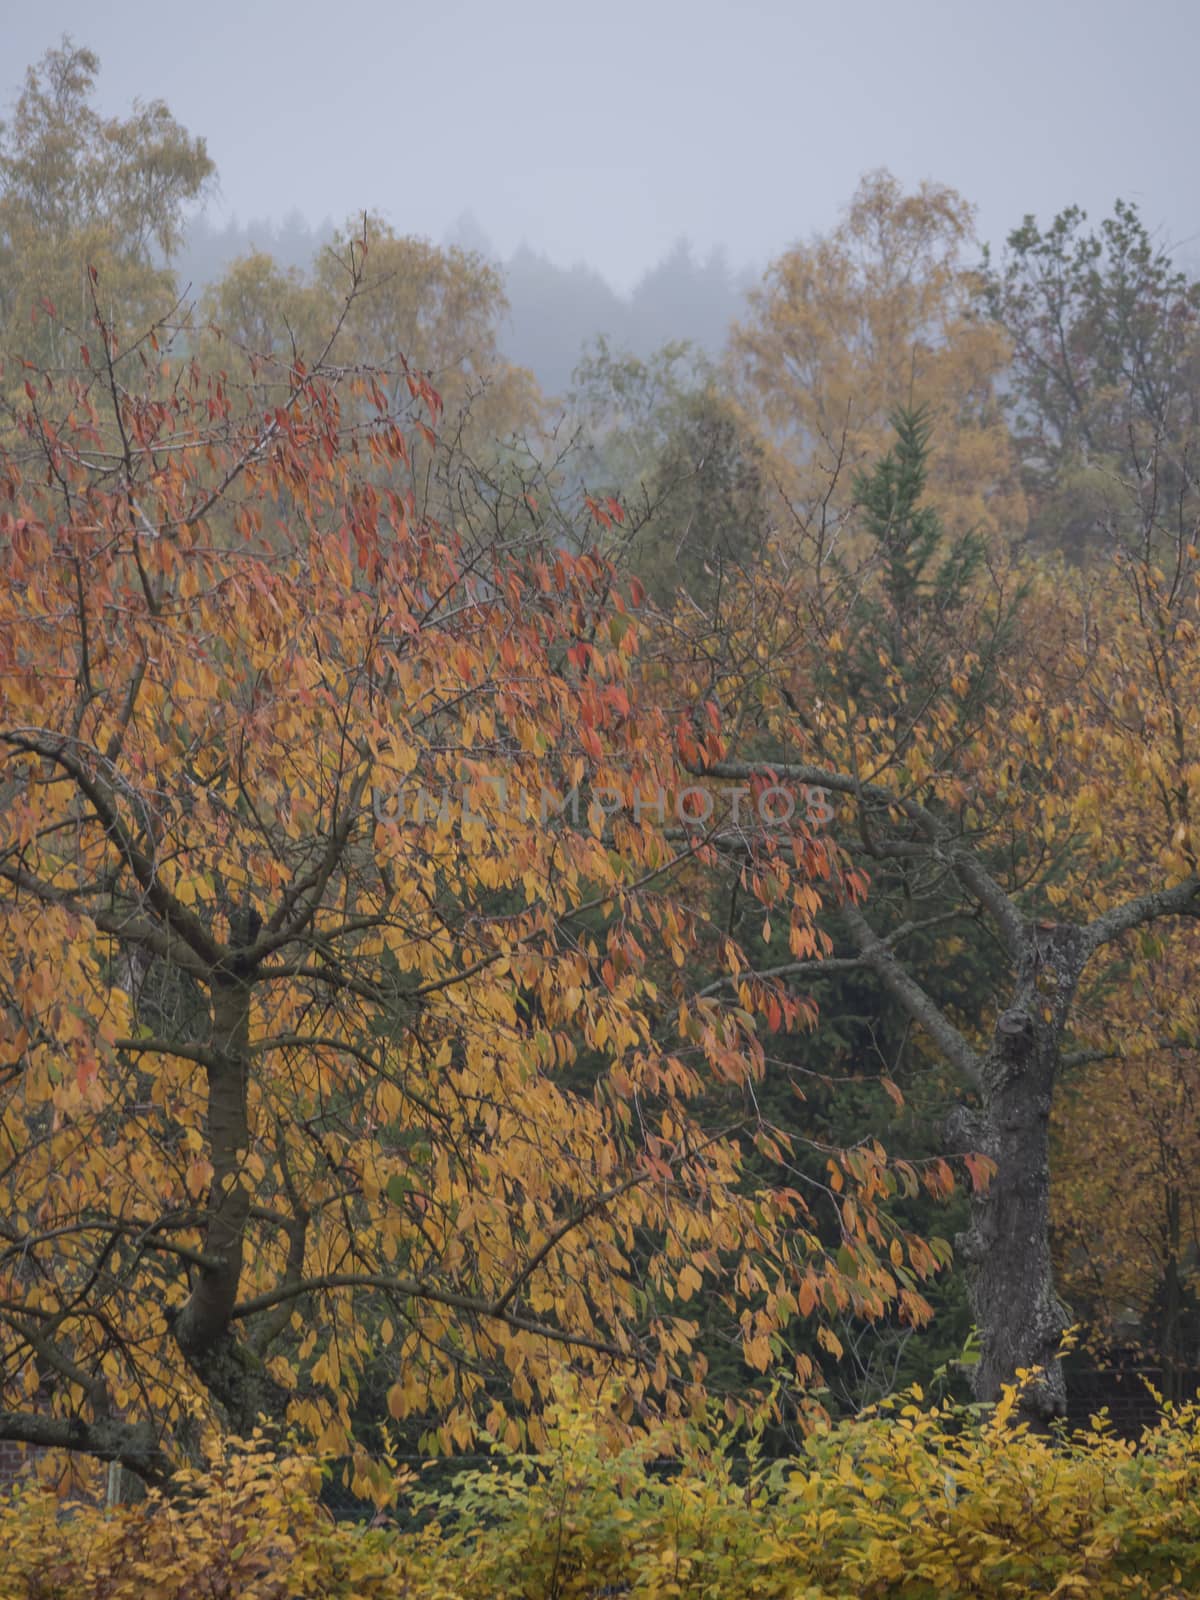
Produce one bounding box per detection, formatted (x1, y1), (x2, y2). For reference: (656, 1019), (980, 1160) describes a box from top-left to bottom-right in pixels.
(3, 1384), (1199, 1599)
(412, 1382), (1200, 1598)
(0, 1441), (433, 1600)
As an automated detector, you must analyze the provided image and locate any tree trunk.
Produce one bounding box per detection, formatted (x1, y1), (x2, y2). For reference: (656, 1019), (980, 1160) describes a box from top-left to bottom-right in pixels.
(1160, 1188), (1184, 1404)
(954, 923), (1085, 1424)
(171, 959), (284, 1433)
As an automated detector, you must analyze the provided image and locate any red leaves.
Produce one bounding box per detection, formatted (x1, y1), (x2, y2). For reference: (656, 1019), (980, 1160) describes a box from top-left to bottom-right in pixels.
(583, 494), (625, 529)
(404, 369), (443, 425)
(607, 683), (630, 719)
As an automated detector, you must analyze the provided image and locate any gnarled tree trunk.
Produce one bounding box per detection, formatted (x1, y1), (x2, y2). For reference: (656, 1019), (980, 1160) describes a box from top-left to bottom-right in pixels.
(953, 923), (1087, 1423)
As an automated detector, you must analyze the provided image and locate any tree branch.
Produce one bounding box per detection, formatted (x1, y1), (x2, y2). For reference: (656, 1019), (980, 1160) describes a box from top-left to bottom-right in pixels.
(0, 1410), (173, 1487)
(839, 901), (984, 1089)
(703, 756), (1026, 954)
(1083, 875), (1200, 954)
(230, 1271), (633, 1359)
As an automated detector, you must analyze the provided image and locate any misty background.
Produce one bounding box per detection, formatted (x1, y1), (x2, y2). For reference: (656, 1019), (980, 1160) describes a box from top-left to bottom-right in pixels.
(4, 0), (1198, 398)
(7, 0), (1200, 1467)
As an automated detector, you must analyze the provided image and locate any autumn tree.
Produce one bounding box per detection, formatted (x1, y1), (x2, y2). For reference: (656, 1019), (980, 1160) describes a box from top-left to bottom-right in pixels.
(198, 251), (328, 375)
(675, 413), (1200, 1422)
(612, 407), (996, 1411)
(199, 221), (540, 476)
(728, 169), (1024, 546)
(0, 39), (212, 378)
(1044, 470), (1200, 1381)
(0, 273), (950, 1494)
(1051, 997), (1200, 1392)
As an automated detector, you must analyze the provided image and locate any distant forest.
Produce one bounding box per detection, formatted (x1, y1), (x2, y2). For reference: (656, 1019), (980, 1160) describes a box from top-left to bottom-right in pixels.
(176, 209), (756, 397)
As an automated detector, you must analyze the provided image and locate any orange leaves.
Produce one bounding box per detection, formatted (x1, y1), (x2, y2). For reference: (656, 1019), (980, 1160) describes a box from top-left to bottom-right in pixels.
(923, 1159), (957, 1202)
(962, 1151), (996, 1194)
(185, 1157), (215, 1200)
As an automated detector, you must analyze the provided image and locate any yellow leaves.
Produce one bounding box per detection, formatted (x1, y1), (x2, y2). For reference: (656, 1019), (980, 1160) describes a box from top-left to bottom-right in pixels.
(743, 1333), (772, 1372)
(0, 307), (893, 1482)
(310, 1345), (341, 1390)
(133, 1382), (1157, 1597)
(816, 1326), (843, 1360)
(172, 871), (214, 908)
(241, 1151), (267, 1187)
(185, 1156), (214, 1199)
(676, 1262), (703, 1302)
(103, 983), (134, 1035)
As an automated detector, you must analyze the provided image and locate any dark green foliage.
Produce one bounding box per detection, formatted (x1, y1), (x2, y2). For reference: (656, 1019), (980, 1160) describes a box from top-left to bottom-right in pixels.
(981, 199), (1200, 558)
(570, 338), (769, 604)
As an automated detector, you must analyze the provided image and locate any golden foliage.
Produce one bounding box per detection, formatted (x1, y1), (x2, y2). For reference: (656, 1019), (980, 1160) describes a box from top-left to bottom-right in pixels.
(0, 284), (945, 1482)
(198, 221), (541, 483)
(3, 1380), (1200, 1598)
(729, 170), (1025, 546)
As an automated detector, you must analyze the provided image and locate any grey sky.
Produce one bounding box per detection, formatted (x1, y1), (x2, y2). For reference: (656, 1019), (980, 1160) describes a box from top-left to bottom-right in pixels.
(4, 0), (1198, 291)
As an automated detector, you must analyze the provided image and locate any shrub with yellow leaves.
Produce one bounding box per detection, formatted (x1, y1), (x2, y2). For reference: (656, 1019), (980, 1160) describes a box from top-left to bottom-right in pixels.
(3, 1377), (1199, 1599)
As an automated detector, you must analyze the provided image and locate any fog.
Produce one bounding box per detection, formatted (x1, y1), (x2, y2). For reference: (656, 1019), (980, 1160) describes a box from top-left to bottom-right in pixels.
(176, 209), (753, 393)
(6, 0), (1198, 391)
